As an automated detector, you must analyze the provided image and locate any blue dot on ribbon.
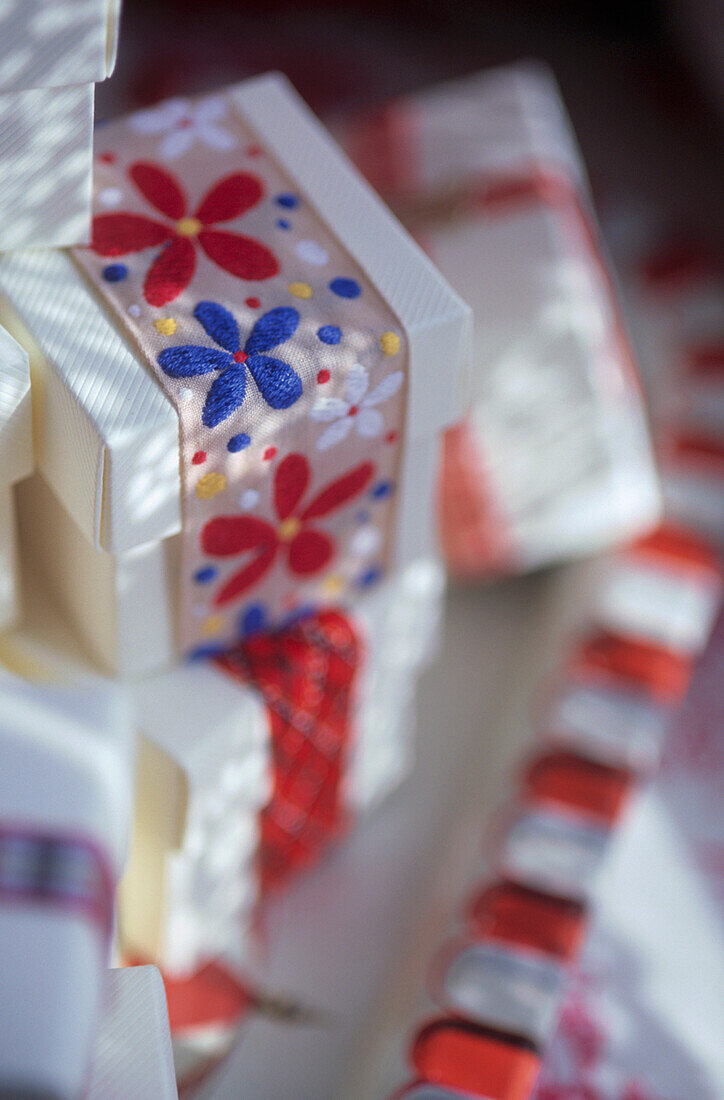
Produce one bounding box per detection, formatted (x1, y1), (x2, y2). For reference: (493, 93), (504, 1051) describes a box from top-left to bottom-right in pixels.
(358, 566), (383, 589)
(240, 603), (268, 638)
(371, 480), (394, 500)
(228, 433), (251, 453)
(329, 277), (361, 299)
(317, 325), (342, 345)
(103, 263), (128, 282)
(276, 193), (299, 209)
(194, 565), (217, 584)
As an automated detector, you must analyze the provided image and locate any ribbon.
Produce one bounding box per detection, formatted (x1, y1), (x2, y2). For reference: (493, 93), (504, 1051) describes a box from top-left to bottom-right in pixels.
(0, 825), (114, 940)
(214, 608), (363, 894)
(72, 88), (408, 658)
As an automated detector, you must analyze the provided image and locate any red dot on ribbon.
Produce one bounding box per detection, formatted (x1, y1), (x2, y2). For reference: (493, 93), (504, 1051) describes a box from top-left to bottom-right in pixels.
(317, 370), (330, 384)
(192, 451), (207, 465)
(386, 430), (398, 444)
(245, 297), (260, 309)
(263, 447), (277, 461)
(98, 152), (116, 164)
(246, 144), (262, 157)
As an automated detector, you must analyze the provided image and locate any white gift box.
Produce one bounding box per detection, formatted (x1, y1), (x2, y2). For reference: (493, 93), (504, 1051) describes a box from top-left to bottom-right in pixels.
(0, 0), (121, 93)
(120, 557), (444, 977)
(429, 937), (565, 1047)
(0, 667), (133, 1100)
(0, 82), (95, 251)
(496, 809), (611, 902)
(539, 678), (672, 773)
(86, 966), (178, 1100)
(339, 62), (661, 575)
(1, 73), (469, 677)
(0, 323), (32, 630)
(591, 528), (723, 656)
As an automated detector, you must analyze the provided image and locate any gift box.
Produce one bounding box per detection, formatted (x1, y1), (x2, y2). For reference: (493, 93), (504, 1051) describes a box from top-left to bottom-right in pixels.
(337, 62), (661, 576)
(0, 82), (95, 251)
(119, 557), (444, 979)
(0, 665), (133, 1100)
(0, 1), (121, 251)
(86, 965), (178, 1099)
(2, 72), (470, 678)
(0, 0), (121, 93)
(0, 323), (32, 631)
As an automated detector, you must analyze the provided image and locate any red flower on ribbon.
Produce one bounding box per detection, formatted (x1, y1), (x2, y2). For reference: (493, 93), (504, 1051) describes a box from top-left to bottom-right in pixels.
(91, 162), (279, 306)
(201, 454), (375, 607)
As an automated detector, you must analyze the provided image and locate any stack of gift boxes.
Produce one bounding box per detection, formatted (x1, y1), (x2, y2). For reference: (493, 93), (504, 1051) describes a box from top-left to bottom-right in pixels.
(0, 3), (472, 1086)
(3, 9), (715, 1097)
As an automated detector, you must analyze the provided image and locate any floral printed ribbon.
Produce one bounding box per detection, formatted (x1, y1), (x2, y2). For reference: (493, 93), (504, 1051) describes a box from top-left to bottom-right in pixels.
(72, 89), (408, 658)
(0, 826), (114, 939)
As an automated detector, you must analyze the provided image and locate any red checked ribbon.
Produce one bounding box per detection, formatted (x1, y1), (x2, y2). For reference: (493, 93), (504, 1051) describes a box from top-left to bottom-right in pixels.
(214, 608), (363, 895)
(0, 826), (114, 941)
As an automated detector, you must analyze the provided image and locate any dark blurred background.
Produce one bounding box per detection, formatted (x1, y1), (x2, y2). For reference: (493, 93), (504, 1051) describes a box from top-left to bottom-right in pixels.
(97, 0), (723, 246)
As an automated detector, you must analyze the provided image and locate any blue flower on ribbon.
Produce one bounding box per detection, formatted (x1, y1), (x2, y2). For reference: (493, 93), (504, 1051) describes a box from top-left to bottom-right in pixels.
(158, 301), (303, 427)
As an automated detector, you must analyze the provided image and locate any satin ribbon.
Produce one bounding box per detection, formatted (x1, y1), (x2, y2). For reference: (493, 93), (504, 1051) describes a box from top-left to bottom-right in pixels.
(0, 825), (114, 940)
(214, 608), (363, 895)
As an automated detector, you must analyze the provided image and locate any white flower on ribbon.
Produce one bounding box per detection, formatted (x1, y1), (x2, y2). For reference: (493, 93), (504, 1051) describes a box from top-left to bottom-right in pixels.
(129, 96), (236, 160)
(310, 363), (404, 451)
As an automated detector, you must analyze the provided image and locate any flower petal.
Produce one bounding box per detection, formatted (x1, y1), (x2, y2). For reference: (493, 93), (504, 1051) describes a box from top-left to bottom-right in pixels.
(194, 96), (227, 123)
(274, 454), (310, 521)
(213, 544), (279, 607)
(202, 514), (276, 556)
(194, 173), (263, 224)
(287, 528), (334, 575)
(198, 230), (279, 281)
(129, 99), (188, 133)
(129, 161), (187, 219)
(355, 407), (384, 438)
(91, 213), (171, 256)
(202, 364), (247, 428)
(245, 306), (299, 354)
(158, 344), (231, 378)
(160, 128), (195, 160)
(193, 300), (240, 352)
(246, 354), (303, 411)
(315, 418), (353, 451)
(143, 236), (196, 307)
(345, 363), (369, 405)
(301, 462), (375, 521)
(309, 397), (349, 422)
(362, 370), (404, 406)
(202, 125), (237, 152)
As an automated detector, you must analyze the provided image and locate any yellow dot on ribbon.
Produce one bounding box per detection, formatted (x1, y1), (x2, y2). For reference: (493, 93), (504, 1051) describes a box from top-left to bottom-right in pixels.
(278, 517), (302, 541)
(320, 573), (345, 597)
(380, 331), (401, 356)
(196, 472), (227, 500)
(287, 281), (313, 300)
(176, 216), (202, 237)
(201, 614), (224, 637)
(154, 318), (177, 336)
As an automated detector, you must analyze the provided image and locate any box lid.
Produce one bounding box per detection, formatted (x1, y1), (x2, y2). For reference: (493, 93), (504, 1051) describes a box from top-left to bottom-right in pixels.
(0, 0), (121, 92)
